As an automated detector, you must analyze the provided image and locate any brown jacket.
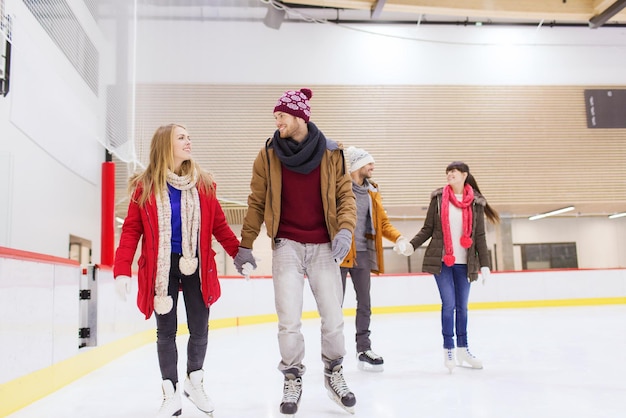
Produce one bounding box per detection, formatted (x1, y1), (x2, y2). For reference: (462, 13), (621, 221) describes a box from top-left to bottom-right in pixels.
(340, 180), (402, 274)
(240, 137), (356, 249)
(409, 187), (491, 282)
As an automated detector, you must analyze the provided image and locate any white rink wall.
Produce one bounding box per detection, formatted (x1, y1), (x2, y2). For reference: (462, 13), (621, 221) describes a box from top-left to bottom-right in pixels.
(2, 248), (625, 387)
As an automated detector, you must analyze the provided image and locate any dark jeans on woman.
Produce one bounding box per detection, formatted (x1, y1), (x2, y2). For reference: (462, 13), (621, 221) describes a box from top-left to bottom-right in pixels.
(340, 251), (373, 353)
(434, 262), (470, 350)
(155, 253), (210, 384)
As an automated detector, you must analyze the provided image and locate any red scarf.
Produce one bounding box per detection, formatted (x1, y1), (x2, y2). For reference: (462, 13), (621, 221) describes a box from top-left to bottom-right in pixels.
(441, 184), (474, 267)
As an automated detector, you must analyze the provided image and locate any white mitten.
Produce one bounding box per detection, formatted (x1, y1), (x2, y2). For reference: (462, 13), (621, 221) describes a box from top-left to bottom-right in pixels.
(115, 275), (132, 301)
(480, 266), (491, 285)
(241, 262), (255, 281)
(393, 236), (414, 256)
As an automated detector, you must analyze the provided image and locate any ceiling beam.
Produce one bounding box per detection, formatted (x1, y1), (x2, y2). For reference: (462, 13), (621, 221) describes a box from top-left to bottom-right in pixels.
(589, 0), (626, 28)
(283, 0), (607, 22)
(371, 0), (386, 19)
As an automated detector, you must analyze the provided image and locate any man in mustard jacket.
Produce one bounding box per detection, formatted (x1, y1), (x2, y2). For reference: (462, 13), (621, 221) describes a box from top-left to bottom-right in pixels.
(340, 146), (411, 372)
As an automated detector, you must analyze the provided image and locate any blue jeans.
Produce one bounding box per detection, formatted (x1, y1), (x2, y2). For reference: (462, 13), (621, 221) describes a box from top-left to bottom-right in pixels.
(272, 238), (346, 376)
(434, 263), (470, 349)
(155, 253), (210, 384)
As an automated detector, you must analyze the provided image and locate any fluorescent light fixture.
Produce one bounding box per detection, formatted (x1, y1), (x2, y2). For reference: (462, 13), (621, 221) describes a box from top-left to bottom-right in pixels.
(528, 206), (575, 221)
(116, 217), (125, 224)
(608, 212), (626, 219)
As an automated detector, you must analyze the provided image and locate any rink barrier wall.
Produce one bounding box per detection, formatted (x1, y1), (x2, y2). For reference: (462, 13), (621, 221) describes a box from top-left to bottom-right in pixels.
(1, 248), (625, 416)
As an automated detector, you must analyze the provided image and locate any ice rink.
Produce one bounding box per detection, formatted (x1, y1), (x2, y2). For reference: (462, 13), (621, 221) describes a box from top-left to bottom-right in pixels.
(7, 305), (626, 418)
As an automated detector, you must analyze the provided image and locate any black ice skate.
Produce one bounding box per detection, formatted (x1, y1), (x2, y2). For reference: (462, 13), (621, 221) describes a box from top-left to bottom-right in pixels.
(357, 350), (384, 372)
(324, 361), (356, 414)
(280, 369), (302, 416)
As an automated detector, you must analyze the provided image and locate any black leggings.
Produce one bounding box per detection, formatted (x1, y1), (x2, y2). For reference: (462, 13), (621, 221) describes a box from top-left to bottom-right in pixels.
(155, 253), (210, 384)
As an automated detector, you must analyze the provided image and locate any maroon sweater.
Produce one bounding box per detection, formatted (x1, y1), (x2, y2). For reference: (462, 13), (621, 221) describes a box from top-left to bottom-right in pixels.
(276, 165), (330, 244)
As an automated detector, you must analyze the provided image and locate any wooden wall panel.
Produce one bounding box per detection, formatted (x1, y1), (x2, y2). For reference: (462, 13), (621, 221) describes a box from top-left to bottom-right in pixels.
(114, 84), (626, 223)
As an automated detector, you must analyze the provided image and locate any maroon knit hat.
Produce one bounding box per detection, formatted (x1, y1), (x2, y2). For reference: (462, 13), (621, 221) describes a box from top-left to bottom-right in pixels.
(273, 88), (313, 122)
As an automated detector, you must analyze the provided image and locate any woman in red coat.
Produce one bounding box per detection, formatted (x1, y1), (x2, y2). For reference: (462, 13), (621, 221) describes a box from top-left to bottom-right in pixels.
(113, 123), (240, 418)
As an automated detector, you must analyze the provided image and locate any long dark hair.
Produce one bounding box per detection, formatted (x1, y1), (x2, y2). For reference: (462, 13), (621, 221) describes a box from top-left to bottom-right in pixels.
(446, 161), (500, 224)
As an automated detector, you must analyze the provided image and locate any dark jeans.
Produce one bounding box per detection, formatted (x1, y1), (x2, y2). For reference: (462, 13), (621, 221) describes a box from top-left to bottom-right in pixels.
(434, 263), (470, 349)
(155, 253), (210, 384)
(340, 251), (372, 352)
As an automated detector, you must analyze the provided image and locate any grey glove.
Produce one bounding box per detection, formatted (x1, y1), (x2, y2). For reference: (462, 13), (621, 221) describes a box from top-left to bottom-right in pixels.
(234, 247), (257, 275)
(331, 228), (352, 263)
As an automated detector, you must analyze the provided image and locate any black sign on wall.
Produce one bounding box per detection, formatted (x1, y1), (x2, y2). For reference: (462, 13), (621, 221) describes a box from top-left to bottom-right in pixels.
(584, 89), (626, 129)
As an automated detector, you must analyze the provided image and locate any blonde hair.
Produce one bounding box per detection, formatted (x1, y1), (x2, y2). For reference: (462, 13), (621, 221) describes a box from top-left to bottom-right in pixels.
(128, 123), (215, 207)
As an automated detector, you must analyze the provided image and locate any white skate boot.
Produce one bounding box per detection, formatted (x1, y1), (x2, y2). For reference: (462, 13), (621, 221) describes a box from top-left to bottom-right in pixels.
(280, 369), (302, 416)
(456, 347), (483, 369)
(357, 350), (384, 372)
(183, 369), (215, 416)
(156, 380), (182, 418)
(324, 361), (356, 414)
(444, 348), (456, 373)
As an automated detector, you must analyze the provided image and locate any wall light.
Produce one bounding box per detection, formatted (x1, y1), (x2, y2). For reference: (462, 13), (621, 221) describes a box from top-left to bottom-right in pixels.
(608, 212), (626, 219)
(528, 206), (575, 221)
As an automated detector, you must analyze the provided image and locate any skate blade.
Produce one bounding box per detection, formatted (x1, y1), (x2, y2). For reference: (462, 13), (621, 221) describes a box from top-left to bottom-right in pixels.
(326, 390), (356, 415)
(457, 363), (483, 370)
(184, 392), (215, 415)
(357, 361), (384, 373)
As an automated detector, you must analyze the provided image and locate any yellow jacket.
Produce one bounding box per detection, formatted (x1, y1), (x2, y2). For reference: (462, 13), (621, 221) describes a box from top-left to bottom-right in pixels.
(340, 180), (402, 274)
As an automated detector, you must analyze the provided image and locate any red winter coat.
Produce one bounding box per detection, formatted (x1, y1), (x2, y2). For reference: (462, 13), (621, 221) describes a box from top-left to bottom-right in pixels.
(113, 184), (240, 319)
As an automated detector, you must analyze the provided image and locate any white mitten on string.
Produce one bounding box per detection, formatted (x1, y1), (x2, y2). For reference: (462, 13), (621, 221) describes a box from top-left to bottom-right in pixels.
(115, 275), (132, 301)
(480, 266), (491, 285)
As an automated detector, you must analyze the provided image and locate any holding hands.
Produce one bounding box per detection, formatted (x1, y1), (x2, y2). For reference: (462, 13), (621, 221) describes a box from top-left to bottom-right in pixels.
(234, 247), (257, 279)
(393, 236), (414, 256)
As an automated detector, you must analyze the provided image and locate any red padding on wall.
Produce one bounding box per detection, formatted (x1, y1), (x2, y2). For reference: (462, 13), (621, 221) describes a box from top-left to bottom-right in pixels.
(101, 161), (115, 266)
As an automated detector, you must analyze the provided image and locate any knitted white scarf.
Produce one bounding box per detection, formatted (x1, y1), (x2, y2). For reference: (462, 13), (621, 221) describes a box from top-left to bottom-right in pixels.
(153, 169), (201, 315)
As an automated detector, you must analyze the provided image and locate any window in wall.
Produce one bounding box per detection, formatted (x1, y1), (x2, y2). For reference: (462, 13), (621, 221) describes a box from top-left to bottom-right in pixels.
(69, 234), (92, 265)
(520, 242), (578, 270)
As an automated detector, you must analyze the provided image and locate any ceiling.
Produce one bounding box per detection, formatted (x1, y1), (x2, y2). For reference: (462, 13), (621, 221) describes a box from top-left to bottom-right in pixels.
(108, 1), (626, 28)
(102, 0), (626, 222)
(278, 0), (626, 27)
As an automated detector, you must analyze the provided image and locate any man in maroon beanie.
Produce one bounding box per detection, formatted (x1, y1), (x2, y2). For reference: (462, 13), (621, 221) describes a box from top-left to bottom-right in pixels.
(234, 88), (357, 416)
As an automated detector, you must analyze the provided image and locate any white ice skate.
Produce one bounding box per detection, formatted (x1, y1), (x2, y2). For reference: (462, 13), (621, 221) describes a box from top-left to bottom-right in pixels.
(183, 370), (215, 416)
(444, 348), (456, 373)
(156, 380), (182, 418)
(456, 347), (483, 369)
